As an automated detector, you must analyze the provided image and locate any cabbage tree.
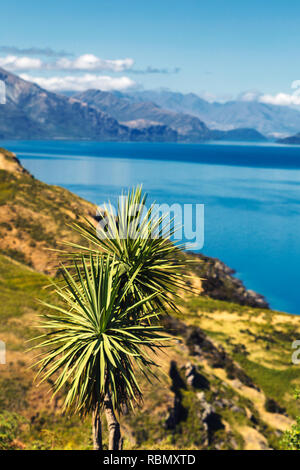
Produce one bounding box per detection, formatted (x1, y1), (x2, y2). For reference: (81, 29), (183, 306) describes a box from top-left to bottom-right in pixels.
(32, 256), (170, 449)
(65, 186), (189, 317)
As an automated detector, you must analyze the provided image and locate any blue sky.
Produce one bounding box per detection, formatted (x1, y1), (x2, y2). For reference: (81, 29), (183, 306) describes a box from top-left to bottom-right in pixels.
(1, 0), (300, 103)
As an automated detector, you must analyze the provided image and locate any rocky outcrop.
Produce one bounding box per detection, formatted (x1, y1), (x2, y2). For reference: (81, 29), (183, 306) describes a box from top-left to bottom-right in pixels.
(184, 362), (210, 389)
(0, 148), (31, 176)
(164, 361), (187, 430)
(165, 360), (225, 447)
(265, 398), (287, 415)
(189, 252), (269, 309)
(196, 392), (224, 445)
(163, 316), (258, 389)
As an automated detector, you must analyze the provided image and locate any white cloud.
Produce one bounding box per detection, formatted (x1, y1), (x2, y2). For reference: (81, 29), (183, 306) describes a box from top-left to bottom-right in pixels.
(256, 81), (300, 106)
(259, 93), (300, 106)
(0, 53), (134, 72)
(0, 55), (43, 70)
(20, 73), (136, 92)
(238, 90), (262, 102)
(56, 54), (134, 72)
(0, 52), (175, 79)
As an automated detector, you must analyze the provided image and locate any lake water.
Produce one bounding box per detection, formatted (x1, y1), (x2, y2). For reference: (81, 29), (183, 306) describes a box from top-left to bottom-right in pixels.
(2, 139), (300, 315)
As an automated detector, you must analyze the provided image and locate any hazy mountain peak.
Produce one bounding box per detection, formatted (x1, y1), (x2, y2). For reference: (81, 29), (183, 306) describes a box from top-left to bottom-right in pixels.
(127, 89), (300, 137)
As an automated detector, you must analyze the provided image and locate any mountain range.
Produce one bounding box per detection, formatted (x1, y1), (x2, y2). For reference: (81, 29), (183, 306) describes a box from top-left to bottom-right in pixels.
(124, 89), (300, 138)
(0, 67), (300, 142)
(0, 68), (179, 142)
(74, 89), (212, 141)
(0, 67), (264, 142)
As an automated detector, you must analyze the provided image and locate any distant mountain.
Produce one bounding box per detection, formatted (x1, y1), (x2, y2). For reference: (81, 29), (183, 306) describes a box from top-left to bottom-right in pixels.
(0, 68), (178, 141)
(0, 68), (130, 140)
(121, 119), (178, 142)
(127, 89), (212, 116)
(74, 89), (267, 142)
(74, 89), (212, 141)
(0, 68), (267, 143)
(276, 132), (300, 145)
(127, 89), (300, 138)
(211, 127), (267, 142)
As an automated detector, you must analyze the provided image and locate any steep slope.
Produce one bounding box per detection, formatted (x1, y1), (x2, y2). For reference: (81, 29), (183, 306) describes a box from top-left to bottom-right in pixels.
(0, 68), (178, 142)
(0, 148), (299, 450)
(0, 148), (267, 308)
(0, 68), (134, 140)
(1, 251), (299, 450)
(0, 147), (96, 273)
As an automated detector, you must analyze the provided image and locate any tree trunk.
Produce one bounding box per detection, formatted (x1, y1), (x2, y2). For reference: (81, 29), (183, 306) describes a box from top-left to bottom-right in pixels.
(92, 406), (102, 450)
(104, 392), (123, 450)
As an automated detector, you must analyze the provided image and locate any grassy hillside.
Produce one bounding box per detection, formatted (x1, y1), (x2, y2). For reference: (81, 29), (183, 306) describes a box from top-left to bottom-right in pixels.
(0, 147), (300, 450)
(0, 147), (95, 274)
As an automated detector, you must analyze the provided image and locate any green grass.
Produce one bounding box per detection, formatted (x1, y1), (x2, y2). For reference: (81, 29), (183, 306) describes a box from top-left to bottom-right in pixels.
(233, 354), (300, 416)
(0, 412), (26, 449)
(0, 171), (18, 205)
(0, 248), (30, 267)
(22, 413), (93, 450)
(0, 373), (31, 413)
(0, 254), (52, 320)
(183, 295), (270, 315)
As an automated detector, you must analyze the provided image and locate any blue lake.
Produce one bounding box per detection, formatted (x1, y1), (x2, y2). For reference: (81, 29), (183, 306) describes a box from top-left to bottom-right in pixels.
(2, 139), (300, 315)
